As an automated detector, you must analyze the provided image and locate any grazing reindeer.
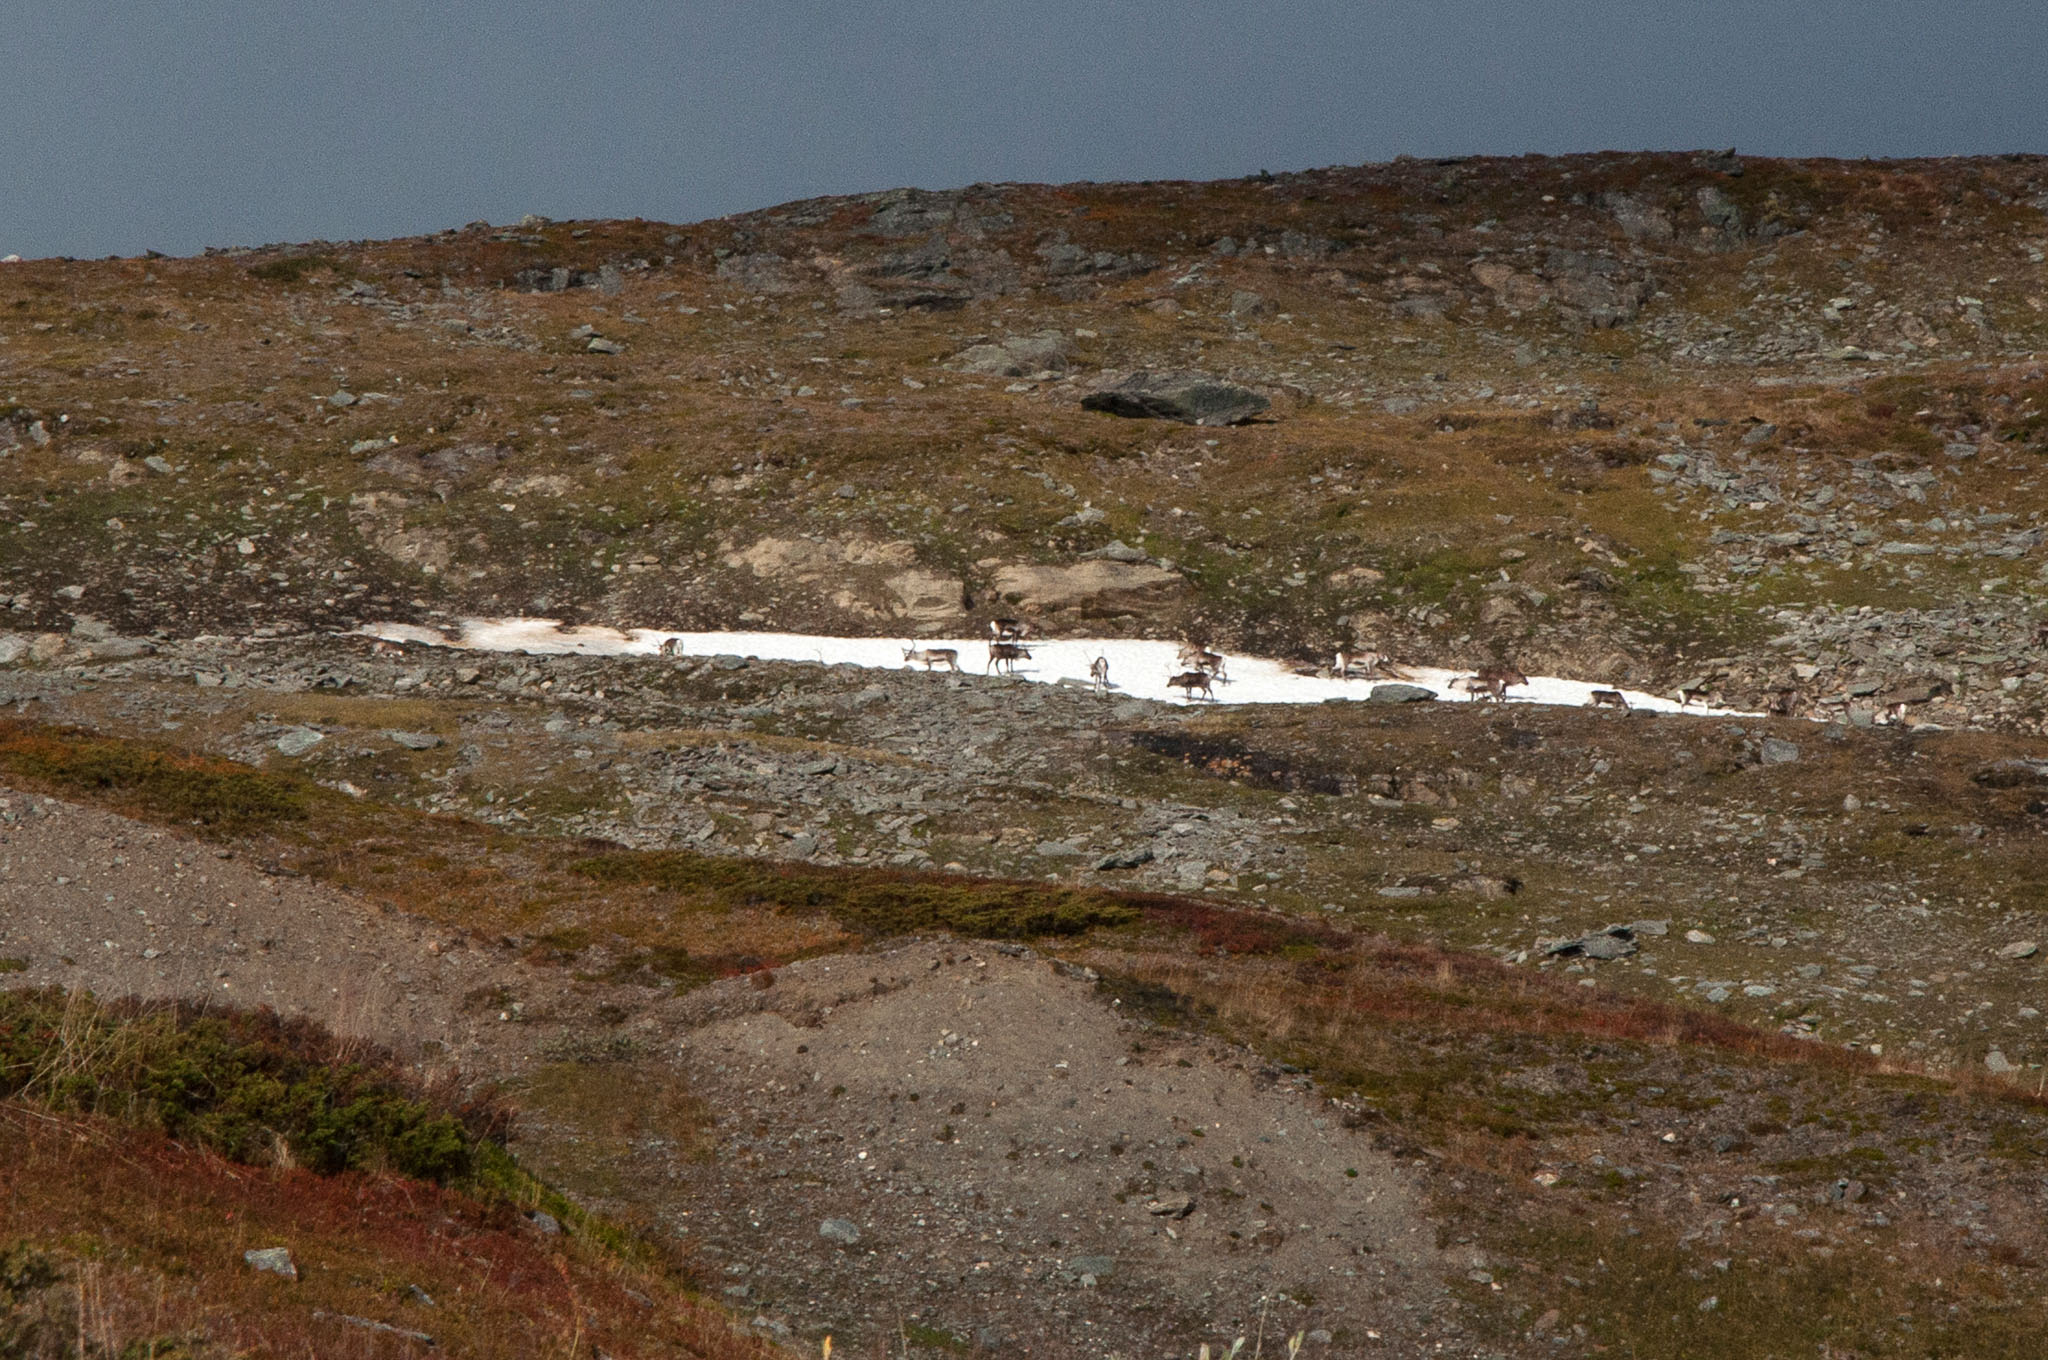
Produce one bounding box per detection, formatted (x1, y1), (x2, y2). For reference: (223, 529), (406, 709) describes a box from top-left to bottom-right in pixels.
(1878, 700), (1911, 726)
(990, 618), (1031, 642)
(1764, 688), (1799, 717)
(986, 641), (1031, 675)
(1457, 664), (1527, 701)
(903, 646), (960, 673)
(1166, 670), (1215, 701)
(1452, 674), (1503, 701)
(657, 636), (683, 657)
(1588, 689), (1629, 710)
(1089, 655), (1110, 693)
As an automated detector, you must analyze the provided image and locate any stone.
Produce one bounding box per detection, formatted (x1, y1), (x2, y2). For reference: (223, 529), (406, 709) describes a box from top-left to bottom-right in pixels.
(385, 730), (443, 750)
(1758, 738), (1800, 765)
(82, 638), (153, 661)
(1631, 919), (1671, 937)
(586, 337), (624, 355)
(28, 634), (66, 663)
(819, 1217), (862, 1245)
(1079, 371), (1270, 426)
(527, 1210), (561, 1234)
(989, 560), (1181, 614)
(1986, 1049), (2018, 1075)
(1034, 841), (1085, 858)
(1545, 927), (1637, 961)
(1145, 1195), (1195, 1218)
(1998, 941), (2039, 960)
(1066, 1255), (1116, 1281)
(327, 391), (358, 408)
(244, 1247), (297, 1279)
(1055, 506), (1108, 527)
(1080, 539), (1150, 564)
(274, 727), (324, 757)
(1685, 929), (1716, 944)
(1579, 932), (1637, 961)
(1095, 847), (1154, 871)
(1367, 683), (1435, 703)
(954, 331), (1071, 377)
(0, 634), (29, 665)
(832, 484), (857, 499)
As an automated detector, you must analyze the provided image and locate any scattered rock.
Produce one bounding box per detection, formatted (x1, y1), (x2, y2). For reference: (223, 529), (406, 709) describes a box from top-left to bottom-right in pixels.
(274, 728), (324, 757)
(1998, 941), (2040, 960)
(819, 1217), (862, 1245)
(244, 1247), (297, 1279)
(988, 560), (1182, 614)
(1367, 683), (1435, 704)
(953, 331), (1071, 377)
(1544, 926), (1638, 960)
(1079, 371), (1270, 426)
(385, 730), (443, 750)
(1095, 846), (1154, 871)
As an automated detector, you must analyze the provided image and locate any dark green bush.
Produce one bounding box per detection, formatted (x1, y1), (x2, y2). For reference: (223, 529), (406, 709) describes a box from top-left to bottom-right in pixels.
(0, 991), (491, 1183)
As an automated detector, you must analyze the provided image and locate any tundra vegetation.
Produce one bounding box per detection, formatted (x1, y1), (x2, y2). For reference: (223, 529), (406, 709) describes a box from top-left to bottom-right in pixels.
(5, 150), (2048, 1355)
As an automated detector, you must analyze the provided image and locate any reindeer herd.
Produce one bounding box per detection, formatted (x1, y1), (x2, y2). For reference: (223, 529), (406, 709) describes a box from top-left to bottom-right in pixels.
(896, 619), (1561, 708)
(885, 618), (1956, 722)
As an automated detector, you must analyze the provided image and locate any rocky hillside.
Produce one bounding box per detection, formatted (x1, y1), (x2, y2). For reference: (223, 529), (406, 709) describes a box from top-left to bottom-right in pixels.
(3, 150), (2046, 720)
(7, 153), (2048, 1359)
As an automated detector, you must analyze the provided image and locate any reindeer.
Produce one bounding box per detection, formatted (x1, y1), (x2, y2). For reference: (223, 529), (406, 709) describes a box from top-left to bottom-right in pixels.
(1457, 664), (1527, 702)
(986, 641), (1031, 675)
(1337, 648), (1408, 681)
(1452, 674), (1504, 702)
(1089, 655), (1110, 693)
(1178, 643), (1228, 680)
(903, 646), (961, 673)
(990, 618), (1031, 642)
(657, 636), (683, 657)
(1166, 670), (1215, 701)
(1675, 676), (1719, 708)
(1764, 688), (1799, 718)
(1588, 689), (1629, 710)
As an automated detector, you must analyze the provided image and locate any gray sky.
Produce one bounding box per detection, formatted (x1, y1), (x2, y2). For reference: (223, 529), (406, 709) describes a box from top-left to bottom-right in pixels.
(6, 1), (2044, 260)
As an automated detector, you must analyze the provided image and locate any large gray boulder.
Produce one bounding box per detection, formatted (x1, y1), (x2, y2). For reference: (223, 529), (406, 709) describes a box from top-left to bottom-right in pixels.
(1080, 371), (1270, 426)
(954, 331), (1071, 377)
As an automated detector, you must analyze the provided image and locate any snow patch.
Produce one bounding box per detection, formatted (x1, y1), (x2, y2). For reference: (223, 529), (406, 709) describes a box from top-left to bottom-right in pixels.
(360, 618), (1758, 717)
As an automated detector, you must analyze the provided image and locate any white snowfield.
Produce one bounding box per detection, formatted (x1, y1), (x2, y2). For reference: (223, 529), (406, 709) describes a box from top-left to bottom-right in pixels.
(360, 617), (1756, 717)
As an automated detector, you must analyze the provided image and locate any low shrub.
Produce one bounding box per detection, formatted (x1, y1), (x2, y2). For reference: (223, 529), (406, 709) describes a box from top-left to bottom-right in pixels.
(0, 990), (500, 1183)
(569, 851), (1139, 939)
(0, 723), (308, 832)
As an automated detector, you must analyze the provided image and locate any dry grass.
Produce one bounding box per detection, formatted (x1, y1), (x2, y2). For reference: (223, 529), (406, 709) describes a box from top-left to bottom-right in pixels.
(0, 1106), (777, 1360)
